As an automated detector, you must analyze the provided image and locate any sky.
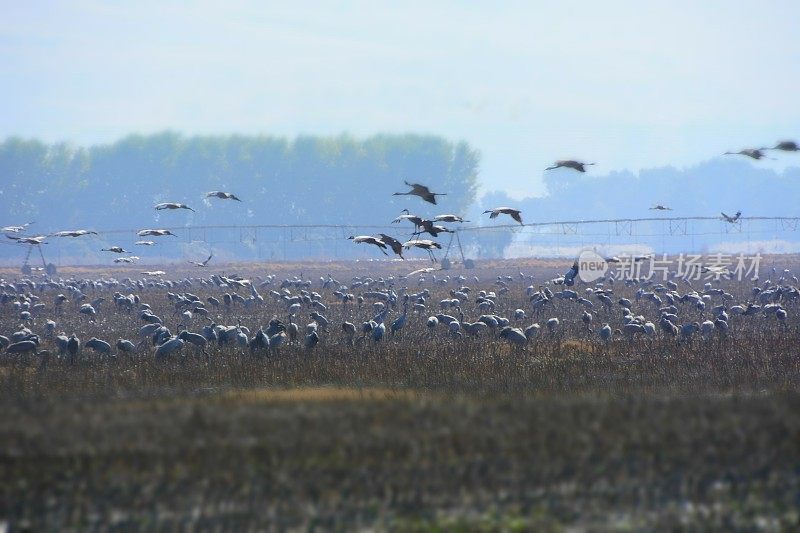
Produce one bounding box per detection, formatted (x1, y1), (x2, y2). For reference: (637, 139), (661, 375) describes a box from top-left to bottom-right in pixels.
(1, 0), (799, 198)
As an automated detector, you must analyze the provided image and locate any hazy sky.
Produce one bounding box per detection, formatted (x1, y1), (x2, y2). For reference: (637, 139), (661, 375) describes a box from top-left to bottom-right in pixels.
(2, 1), (798, 197)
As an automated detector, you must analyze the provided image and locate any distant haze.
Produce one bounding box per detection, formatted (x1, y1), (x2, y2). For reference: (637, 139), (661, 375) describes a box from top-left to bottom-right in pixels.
(2, 1), (799, 197)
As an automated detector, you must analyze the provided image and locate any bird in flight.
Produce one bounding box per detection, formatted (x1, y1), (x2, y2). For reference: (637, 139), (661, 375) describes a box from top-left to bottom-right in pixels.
(723, 148), (772, 160)
(2, 222), (33, 233)
(155, 202), (194, 212)
(138, 229), (177, 237)
(114, 256), (139, 264)
(419, 220), (453, 238)
(402, 239), (443, 262)
(141, 271), (166, 276)
(402, 267), (438, 279)
(767, 140), (799, 152)
(189, 253), (214, 267)
(545, 160), (595, 173)
(7, 234), (47, 245)
(206, 191), (242, 201)
(649, 205), (672, 211)
(721, 211), (742, 223)
(101, 246), (128, 253)
(393, 181), (446, 205)
(135, 240), (156, 246)
(377, 234), (405, 259)
(483, 207), (523, 225)
(433, 214), (468, 223)
(392, 210), (425, 234)
(51, 230), (98, 237)
(392, 210), (424, 224)
(348, 235), (388, 255)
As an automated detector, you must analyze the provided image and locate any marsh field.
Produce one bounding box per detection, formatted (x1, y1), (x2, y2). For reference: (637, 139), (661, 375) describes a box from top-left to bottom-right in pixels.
(1, 257), (800, 530)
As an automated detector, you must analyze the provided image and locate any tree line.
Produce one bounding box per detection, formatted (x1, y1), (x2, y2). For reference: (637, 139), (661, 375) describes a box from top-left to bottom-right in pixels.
(0, 132), (480, 261)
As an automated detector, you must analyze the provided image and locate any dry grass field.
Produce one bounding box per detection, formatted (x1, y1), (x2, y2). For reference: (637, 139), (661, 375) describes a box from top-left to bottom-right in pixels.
(1, 257), (799, 529)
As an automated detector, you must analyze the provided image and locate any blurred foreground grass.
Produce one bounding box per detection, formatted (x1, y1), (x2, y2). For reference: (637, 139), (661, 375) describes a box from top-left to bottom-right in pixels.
(2, 379), (799, 530)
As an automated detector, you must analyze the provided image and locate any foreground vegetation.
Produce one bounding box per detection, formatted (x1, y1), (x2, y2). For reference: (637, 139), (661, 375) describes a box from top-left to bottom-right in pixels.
(1, 259), (799, 529)
(2, 343), (800, 529)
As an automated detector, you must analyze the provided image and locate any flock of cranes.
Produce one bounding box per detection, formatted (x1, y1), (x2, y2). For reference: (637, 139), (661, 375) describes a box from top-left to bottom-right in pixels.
(0, 140), (798, 363)
(6, 176), (521, 264)
(346, 139), (796, 262)
(2, 139), (798, 268)
(347, 178), (503, 261)
(722, 141), (799, 161)
(3, 191), (242, 269)
(0, 254), (796, 362)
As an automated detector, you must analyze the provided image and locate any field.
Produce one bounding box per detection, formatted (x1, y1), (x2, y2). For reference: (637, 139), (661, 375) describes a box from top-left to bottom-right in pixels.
(1, 257), (800, 530)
